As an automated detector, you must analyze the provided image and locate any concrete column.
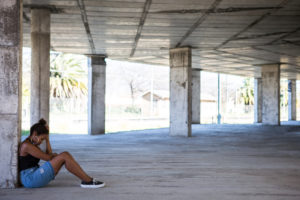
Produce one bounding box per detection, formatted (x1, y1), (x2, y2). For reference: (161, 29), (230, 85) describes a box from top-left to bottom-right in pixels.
(88, 55), (106, 135)
(169, 47), (192, 137)
(261, 64), (280, 125)
(254, 78), (262, 123)
(0, 0), (22, 188)
(30, 9), (51, 125)
(288, 79), (296, 121)
(192, 69), (201, 124)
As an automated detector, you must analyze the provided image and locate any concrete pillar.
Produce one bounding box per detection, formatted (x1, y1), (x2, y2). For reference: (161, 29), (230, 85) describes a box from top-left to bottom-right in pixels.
(0, 0), (22, 188)
(192, 69), (201, 124)
(169, 47), (192, 137)
(88, 55), (106, 135)
(254, 78), (262, 123)
(288, 79), (296, 121)
(261, 64), (280, 125)
(30, 9), (51, 125)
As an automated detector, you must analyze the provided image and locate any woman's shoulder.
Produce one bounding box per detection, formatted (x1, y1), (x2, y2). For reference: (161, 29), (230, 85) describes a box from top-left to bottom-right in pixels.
(19, 139), (33, 156)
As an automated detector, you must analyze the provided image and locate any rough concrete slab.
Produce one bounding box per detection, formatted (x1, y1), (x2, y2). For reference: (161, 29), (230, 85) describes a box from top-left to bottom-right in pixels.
(88, 55), (106, 135)
(30, 8), (50, 125)
(21, 0), (300, 78)
(254, 78), (262, 123)
(169, 47), (192, 137)
(288, 79), (296, 121)
(0, 0), (22, 189)
(192, 69), (201, 124)
(2, 124), (300, 199)
(261, 64), (280, 125)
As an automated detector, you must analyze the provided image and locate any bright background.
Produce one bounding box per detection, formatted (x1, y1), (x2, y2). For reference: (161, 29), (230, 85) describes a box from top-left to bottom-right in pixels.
(22, 48), (295, 135)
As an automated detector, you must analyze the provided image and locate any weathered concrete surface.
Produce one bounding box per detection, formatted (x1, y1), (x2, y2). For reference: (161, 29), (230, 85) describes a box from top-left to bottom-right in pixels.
(254, 78), (262, 123)
(88, 55), (106, 135)
(261, 64), (280, 125)
(30, 9), (50, 125)
(192, 69), (200, 124)
(169, 47), (192, 137)
(288, 79), (296, 121)
(2, 125), (300, 199)
(0, 0), (22, 188)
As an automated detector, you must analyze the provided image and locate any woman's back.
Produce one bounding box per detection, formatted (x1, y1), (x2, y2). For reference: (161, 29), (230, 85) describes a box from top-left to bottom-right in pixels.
(19, 153), (40, 172)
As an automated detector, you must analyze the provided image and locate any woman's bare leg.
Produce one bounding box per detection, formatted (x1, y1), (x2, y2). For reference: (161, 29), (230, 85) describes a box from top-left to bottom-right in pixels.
(50, 151), (92, 182)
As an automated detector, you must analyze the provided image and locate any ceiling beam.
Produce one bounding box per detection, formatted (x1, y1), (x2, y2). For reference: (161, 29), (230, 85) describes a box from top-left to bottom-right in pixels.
(77, 0), (96, 54)
(269, 26), (300, 45)
(216, 49), (275, 63)
(175, 0), (223, 48)
(233, 32), (288, 41)
(153, 6), (282, 14)
(216, 0), (290, 49)
(130, 0), (152, 57)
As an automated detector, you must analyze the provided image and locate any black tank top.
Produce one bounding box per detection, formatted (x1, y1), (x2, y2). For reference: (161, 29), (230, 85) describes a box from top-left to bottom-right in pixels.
(19, 143), (40, 172)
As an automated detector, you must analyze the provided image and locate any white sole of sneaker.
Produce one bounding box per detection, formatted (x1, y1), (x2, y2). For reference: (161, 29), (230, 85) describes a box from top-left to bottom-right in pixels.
(80, 182), (106, 188)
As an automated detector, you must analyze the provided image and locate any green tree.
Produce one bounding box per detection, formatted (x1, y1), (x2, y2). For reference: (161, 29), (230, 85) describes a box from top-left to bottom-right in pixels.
(50, 53), (87, 99)
(239, 77), (254, 105)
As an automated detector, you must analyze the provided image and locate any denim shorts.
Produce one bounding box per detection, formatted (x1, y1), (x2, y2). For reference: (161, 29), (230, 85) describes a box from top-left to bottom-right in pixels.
(20, 161), (55, 188)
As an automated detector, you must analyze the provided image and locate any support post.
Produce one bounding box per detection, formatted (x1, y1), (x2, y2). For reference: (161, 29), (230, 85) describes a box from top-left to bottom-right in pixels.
(254, 78), (262, 123)
(217, 73), (221, 124)
(261, 64), (280, 125)
(88, 55), (106, 135)
(288, 79), (296, 121)
(169, 47), (192, 137)
(192, 69), (201, 124)
(30, 8), (50, 125)
(0, 0), (22, 188)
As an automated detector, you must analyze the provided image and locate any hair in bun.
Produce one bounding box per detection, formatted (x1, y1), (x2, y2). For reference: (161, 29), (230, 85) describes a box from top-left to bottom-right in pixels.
(30, 118), (49, 136)
(38, 118), (47, 126)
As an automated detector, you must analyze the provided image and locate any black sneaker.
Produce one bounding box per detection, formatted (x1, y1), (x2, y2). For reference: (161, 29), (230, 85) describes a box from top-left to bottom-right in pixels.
(80, 178), (105, 188)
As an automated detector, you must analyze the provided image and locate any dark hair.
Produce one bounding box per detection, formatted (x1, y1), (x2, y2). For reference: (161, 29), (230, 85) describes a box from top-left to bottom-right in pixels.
(30, 118), (49, 136)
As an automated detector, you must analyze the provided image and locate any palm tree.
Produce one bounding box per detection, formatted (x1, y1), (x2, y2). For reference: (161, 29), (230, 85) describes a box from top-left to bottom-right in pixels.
(50, 53), (87, 99)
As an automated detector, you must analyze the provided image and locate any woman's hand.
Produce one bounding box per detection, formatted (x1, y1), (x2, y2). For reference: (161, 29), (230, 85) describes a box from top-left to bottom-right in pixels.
(49, 153), (58, 160)
(52, 153), (58, 157)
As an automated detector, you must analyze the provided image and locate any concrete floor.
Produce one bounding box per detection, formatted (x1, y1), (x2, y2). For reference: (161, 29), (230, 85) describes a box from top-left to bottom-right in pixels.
(1, 124), (300, 200)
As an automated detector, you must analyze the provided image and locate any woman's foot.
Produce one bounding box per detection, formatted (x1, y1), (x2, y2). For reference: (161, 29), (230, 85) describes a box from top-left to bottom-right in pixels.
(80, 178), (105, 188)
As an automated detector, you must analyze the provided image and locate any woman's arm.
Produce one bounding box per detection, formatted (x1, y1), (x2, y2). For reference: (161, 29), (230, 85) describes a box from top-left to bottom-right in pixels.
(22, 142), (54, 161)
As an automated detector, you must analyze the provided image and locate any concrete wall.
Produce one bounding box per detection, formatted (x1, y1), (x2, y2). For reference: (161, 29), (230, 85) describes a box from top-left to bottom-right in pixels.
(192, 69), (201, 124)
(254, 78), (262, 123)
(169, 47), (192, 137)
(288, 79), (296, 121)
(30, 9), (50, 125)
(88, 56), (106, 135)
(261, 64), (280, 125)
(0, 0), (22, 188)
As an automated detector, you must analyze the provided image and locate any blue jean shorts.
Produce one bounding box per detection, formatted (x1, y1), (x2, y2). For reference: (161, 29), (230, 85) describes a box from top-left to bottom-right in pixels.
(20, 161), (55, 188)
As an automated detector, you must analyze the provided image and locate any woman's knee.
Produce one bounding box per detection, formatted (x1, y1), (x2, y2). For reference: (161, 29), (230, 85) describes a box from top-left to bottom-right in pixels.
(59, 151), (71, 159)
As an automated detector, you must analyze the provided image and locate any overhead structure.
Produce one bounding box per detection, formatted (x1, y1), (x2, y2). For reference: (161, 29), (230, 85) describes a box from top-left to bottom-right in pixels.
(21, 0), (300, 78)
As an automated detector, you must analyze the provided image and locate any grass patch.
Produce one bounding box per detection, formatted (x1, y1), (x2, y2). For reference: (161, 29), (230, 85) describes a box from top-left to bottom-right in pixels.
(22, 130), (30, 136)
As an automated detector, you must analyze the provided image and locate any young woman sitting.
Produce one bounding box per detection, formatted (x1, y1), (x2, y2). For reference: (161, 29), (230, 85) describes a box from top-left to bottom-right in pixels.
(18, 119), (105, 188)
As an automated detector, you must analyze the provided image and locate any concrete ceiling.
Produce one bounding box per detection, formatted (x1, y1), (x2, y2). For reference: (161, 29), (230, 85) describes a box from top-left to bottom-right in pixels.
(22, 0), (300, 78)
